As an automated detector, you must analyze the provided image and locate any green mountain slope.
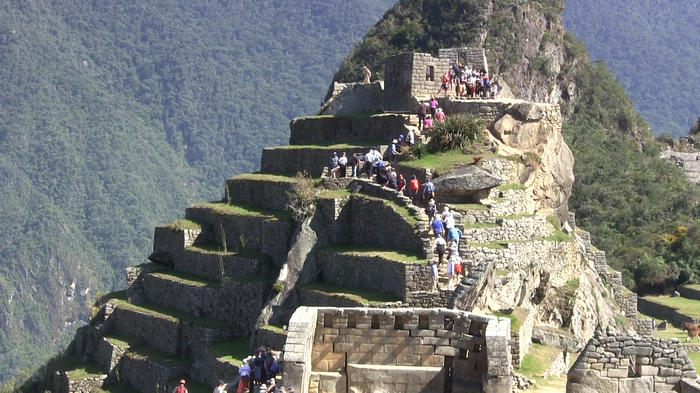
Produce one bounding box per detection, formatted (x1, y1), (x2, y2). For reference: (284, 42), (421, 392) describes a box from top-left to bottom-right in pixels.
(333, 0), (700, 293)
(0, 0), (394, 384)
(563, 0), (700, 137)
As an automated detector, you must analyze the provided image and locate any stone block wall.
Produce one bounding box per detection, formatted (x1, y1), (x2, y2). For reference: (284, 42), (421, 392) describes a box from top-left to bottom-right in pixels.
(408, 52), (451, 99)
(568, 332), (698, 392)
(282, 307), (510, 393)
(405, 289), (454, 309)
(172, 248), (270, 281)
(316, 251), (432, 300)
(438, 47), (488, 72)
(638, 297), (698, 326)
(510, 307), (535, 369)
(383, 53), (415, 112)
(462, 216), (553, 243)
(118, 352), (186, 393)
(226, 176), (297, 212)
(635, 318), (655, 336)
(319, 82), (384, 116)
(487, 188), (532, 217)
(261, 145), (371, 178)
(53, 371), (107, 393)
(679, 286), (700, 301)
(93, 337), (127, 380)
(316, 197), (352, 245)
(110, 305), (181, 356)
(479, 158), (524, 185)
(289, 114), (407, 145)
(348, 196), (424, 252)
(449, 256), (497, 312)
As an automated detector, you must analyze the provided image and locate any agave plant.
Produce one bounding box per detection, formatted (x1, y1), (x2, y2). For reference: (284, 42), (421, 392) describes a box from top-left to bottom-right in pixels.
(426, 114), (485, 153)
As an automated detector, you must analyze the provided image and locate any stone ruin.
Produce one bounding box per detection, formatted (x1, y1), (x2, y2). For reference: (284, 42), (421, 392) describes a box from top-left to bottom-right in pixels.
(52, 48), (676, 393)
(568, 330), (700, 393)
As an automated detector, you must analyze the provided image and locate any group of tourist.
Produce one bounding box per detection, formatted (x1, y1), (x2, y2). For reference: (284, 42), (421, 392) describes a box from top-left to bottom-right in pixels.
(236, 347), (288, 393)
(417, 97), (445, 131)
(437, 62), (499, 99)
(430, 206), (464, 290)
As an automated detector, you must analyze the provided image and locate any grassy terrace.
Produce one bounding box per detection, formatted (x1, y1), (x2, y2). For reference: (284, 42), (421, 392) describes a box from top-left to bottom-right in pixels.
(192, 201), (292, 221)
(399, 151), (518, 175)
(643, 296), (700, 319)
(318, 188), (420, 226)
(683, 284), (700, 291)
(210, 336), (250, 366)
(492, 308), (527, 331)
(269, 140), (383, 149)
(300, 282), (401, 304)
(108, 298), (235, 329)
(496, 183), (527, 191)
(468, 242), (507, 249)
(260, 323), (287, 334)
(54, 355), (106, 379)
(186, 241), (268, 259)
(294, 111), (384, 120)
(149, 271), (220, 289)
(162, 218), (204, 231)
(229, 172), (298, 182)
(450, 203), (489, 211)
(320, 244), (425, 264)
(520, 344), (568, 391)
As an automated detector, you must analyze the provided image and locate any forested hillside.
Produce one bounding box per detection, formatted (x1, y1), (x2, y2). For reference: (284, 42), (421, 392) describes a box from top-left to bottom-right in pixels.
(0, 0), (394, 384)
(563, 0), (700, 137)
(334, 0), (700, 294)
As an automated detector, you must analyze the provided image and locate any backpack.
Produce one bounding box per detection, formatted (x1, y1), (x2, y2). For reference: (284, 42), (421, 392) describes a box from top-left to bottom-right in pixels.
(436, 240), (446, 254)
(176, 386), (186, 393)
(426, 203), (436, 215)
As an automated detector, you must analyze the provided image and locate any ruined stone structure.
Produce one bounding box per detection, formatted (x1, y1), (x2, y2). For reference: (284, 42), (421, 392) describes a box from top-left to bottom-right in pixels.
(282, 307), (510, 393)
(568, 331), (698, 393)
(54, 48), (658, 393)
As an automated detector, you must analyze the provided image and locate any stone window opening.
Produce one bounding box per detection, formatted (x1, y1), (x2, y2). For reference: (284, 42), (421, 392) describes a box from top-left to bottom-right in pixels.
(419, 315), (429, 329)
(323, 313), (333, 328)
(347, 314), (356, 328)
(468, 321), (484, 337)
(371, 315), (380, 329)
(629, 355), (641, 377)
(394, 315), (404, 330)
(460, 349), (469, 359)
(426, 66), (434, 81)
(473, 344), (482, 353)
(444, 316), (455, 330)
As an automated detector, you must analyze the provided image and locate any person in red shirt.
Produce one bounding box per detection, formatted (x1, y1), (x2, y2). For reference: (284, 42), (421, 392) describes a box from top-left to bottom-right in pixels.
(408, 175), (420, 203)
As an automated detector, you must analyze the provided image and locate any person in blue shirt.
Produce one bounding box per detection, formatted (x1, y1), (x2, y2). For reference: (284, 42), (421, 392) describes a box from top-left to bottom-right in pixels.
(430, 216), (445, 238)
(423, 178), (435, 202)
(447, 227), (463, 249)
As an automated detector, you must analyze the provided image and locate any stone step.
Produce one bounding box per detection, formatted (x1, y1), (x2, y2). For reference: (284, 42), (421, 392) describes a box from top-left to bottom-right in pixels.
(139, 271), (273, 326)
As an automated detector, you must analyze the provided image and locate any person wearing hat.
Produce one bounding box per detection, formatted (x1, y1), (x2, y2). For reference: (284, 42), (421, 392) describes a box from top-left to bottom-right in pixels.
(237, 359), (251, 393)
(173, 379), (188, 393)
(389, 139), (398, 165)
(214, 379), (227, 393)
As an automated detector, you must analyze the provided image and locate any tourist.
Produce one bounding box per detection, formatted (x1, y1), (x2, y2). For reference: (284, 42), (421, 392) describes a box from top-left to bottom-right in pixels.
(423, 178), (435, 202)
(425, 198), (437, 225)
(436, 71), (450, 97)
(362, 66), (371, 83)
(491, 82), (499, 99)
(253, 351), (265, 385)
(435, 108), (446, 122)
(429, 97), (438, 119)
(429, 257), (439, 291)
(372, 149), (383, 176)
(363, 149), (374, 178)
(406, 128), (415, 146)
(447, 226), (463, 250)
(397, 174), (406, 192)
(351, 153), (360, 178)
(417, 102), (428, 131)
(447, 249), (462, 290)
(424, 114), (432, 130)
(173, 379), (188, 393)
(329, 152), (340, 178)
(408, 175), (419, 203)
(259, 384), (267, 393)
(387, 167), (398, 190)
(430, 216), (445, 239)
(433, 234), (447, 265)
(238, 360), (251, 393)
(338, 152), (348, 178)
(214, 380), (227, 393)
(389, 139), (399, 164)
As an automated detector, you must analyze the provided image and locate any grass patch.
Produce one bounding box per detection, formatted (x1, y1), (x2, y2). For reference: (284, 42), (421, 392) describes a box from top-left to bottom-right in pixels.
(232, 274), (277, 283)
(353, 193), (419, 226)
(317, 188), (352, 199)
(261, 324), (287, 334)
(497, 183), (527, 191)
(111, 299), (236, 329)
(321, 244), (425, 263)
(496, 213), (533, 220)
(564, 279), (580, 291)
(449, 203), (490, 211)
(294, 111), (384, 120)
(163, 219), (203, 231)
(54, 356), (105, 379)
(126, 345), (185, 366)
(186, 242), (267, 259)
(520, 344), (562, 379)
(230, 172), (298, 182)
(300, 282), (401, 304)
(104, 334), (142, 348)
(496, 269), (513, 276)
(399, 150), (479, 175)
(683, 284), (700, 291)
(463, 222), (500, 229)
(645, 296), (700, 319)
(492, 308), (526, 331)
(469, 242), (507, 250)
(688, 352), (700, 370)
(210, 336), (250, 365)
(270, 140), (382, 150)
(193, 201), (292, 221)
(149, 271), (220, 289)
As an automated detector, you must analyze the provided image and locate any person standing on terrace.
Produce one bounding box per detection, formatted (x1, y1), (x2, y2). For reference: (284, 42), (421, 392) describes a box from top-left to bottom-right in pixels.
(362, 66), (371, 83)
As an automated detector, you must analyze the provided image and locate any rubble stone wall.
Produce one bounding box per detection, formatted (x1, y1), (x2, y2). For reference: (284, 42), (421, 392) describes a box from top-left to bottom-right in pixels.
(289, 114), (407, 145)
(568, 332), (697, 393)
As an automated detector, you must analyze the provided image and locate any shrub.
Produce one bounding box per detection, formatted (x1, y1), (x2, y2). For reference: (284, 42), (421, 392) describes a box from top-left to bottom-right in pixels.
(401, 142), (428, 160)
(273, 282), (284, 293)
(426, 114), (484, 153)
(285, 171), (316, 222)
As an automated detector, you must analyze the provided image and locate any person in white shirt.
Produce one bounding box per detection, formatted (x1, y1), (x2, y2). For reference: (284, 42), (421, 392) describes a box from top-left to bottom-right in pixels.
(213, 380), (227, 393)
(406, 129), (415, 146)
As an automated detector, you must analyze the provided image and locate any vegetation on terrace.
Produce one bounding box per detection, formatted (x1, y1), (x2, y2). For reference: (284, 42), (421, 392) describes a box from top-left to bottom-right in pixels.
(209, 336), (250, 366)
(320, 244), (425, 264)
(642, 296), (700, 319)
(300, 282), (401, 304)
(191, 201), (293, 221)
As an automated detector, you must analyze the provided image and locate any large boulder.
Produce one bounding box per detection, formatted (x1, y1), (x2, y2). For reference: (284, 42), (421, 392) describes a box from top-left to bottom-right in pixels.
(432, 165), (501, 202)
